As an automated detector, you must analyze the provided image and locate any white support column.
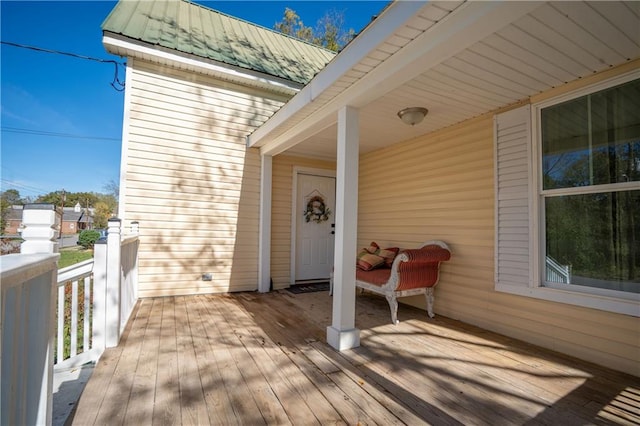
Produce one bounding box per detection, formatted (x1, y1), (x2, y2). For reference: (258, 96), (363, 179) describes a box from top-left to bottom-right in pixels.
(11, 203), (58, 425)
(327, 106), (360, 351)
(258, 154), (273, 292)
(105, 218), (122, 347)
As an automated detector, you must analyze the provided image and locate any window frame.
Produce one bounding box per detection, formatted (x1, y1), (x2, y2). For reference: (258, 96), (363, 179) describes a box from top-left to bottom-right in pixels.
(530, 70), (640, 315)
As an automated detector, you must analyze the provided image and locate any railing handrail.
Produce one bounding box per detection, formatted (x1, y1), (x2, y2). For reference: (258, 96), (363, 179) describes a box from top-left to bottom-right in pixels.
(121, 234), (138, 245)
(57, 258), (94, 283)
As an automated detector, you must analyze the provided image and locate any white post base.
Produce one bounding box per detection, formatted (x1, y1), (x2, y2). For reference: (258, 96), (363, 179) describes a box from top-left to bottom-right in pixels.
(327, 326), (360, 351)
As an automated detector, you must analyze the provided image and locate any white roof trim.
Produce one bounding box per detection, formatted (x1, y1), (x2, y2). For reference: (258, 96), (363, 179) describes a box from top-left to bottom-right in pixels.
(246, 0), (425, 150)
(102, 33), (302, 96)
(248, 0), (542, 155)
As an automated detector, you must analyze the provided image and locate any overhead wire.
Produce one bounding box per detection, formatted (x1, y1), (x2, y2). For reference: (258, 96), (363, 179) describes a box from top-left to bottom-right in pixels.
(1, 40), (126, 91)
(1, 179), (49, 197)
(1, 127), (120, 142)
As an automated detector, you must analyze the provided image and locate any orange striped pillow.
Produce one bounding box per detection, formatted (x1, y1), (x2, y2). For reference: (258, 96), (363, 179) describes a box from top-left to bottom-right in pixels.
(356, 250), (385, 271)
(378, 247), (400, 267)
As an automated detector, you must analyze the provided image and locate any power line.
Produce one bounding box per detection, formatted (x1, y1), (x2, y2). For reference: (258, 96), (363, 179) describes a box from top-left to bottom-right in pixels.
(1, 126), (120, 142)
(0, 179), (49, 196)
(1, 40), (126, 91)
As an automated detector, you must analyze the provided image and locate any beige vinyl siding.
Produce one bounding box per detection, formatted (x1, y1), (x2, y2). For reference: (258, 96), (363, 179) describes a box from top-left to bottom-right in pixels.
(271, 155), (335, 289)
(123, 58), (288, 297)
(358, 95), (639, 375)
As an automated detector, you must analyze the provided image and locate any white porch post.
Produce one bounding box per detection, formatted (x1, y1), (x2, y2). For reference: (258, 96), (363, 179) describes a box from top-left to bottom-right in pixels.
(105, 218), (121, 347)
(93, 237), (107, 354)
(20, 203), (59, 254)
(327, 106), (360, 350)
(258, 154), (273, 293)
(8, 203), (59, 426)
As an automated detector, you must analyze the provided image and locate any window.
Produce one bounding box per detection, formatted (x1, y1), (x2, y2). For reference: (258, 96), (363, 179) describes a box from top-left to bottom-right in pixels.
(539, 77), (640, 297)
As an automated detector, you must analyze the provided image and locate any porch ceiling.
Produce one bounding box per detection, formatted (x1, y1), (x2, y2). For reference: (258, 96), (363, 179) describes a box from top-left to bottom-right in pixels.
(249, 0), (640, 160)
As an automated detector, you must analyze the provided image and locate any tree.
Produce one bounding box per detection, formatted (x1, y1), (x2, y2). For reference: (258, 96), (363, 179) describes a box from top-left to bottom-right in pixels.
(93, 201), (112, 229)
(2, 189), (24, 205)
(102, 179), (119, 214)
(274, 8), (314, 43)
(0, 198), (10, 234)
(104, 179), (119, 198)
(36, 190), (68, 206)
(274, 8), (355, 52)
(314, 10), (355, 52)
(1, 189), (23, 233)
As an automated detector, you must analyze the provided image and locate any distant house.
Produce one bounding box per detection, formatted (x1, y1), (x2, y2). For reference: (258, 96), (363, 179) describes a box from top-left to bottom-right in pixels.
(2, 203), (93, 236)
(60, 203), (93, 234)
(3, 205), (25, 235)
(102, 0), (639, 377)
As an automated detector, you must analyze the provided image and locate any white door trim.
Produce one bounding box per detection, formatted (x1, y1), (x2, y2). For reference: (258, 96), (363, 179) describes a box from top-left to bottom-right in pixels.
(290, 166), (336, 285)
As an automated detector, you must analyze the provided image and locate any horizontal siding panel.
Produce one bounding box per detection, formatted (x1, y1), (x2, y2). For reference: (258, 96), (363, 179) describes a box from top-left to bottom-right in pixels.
(128, 135), (252, 161)
(127, 148), (259, 175)
(126, 156), (259, 180)
(125, 179), (260, 202)
(125, 167), (260, 193)
(138, 248), (257, 261)
(130, 99), (268, 132)
(123, 60), (276, 295)
(130, 79), (282, 118)
(126, 126), (250, 152)
(127, 120), (244, 146)
(133, 60), (289, 105)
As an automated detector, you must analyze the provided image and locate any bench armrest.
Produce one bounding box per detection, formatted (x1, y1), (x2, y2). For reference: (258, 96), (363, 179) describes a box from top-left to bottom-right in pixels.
(390, 246), (451, 291)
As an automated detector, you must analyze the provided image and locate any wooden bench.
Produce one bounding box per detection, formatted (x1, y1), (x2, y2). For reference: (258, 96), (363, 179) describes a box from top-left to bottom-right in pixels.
(331, 240), (451, 324)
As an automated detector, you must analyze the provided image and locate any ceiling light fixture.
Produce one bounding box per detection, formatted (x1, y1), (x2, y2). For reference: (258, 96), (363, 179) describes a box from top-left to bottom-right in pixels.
(397, 107), (428, 126)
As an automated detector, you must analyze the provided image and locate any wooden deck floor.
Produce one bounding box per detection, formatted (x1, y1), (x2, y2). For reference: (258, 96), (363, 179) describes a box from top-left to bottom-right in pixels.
(71, 290), (640, 425)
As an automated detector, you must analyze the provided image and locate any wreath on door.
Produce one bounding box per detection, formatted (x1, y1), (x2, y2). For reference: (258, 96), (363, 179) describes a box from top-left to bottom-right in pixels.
(304, 195), (331, 223)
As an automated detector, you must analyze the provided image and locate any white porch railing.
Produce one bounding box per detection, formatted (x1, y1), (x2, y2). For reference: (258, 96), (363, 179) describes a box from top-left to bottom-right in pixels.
(545, 255), (571, 284)
(55, 259), (97, 369)
(1, 204), (139, 425)
(54, 219), (140, 368)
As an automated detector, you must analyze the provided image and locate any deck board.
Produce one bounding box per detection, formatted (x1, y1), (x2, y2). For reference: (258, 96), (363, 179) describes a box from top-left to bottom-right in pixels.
(125, 297), (162, 425)
(71, 291), (640, 425)
(153, 297), (180, 425)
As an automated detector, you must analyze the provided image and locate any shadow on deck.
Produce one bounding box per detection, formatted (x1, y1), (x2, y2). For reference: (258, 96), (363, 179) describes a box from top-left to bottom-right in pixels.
(70, 290), (640, 425)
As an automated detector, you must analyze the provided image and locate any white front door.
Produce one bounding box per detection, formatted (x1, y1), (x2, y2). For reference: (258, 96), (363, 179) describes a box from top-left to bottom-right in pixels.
(295, 173), (336, 281)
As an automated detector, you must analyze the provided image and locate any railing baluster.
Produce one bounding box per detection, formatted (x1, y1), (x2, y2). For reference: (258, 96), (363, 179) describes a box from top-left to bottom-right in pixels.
(84, 276), (91, 352)
(71, 280), (78, 358)
(57, 285), (65, 363)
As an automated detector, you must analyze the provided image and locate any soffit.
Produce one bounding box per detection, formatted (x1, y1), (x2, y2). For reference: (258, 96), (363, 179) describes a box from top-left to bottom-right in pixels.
(254, 1), (640, 160)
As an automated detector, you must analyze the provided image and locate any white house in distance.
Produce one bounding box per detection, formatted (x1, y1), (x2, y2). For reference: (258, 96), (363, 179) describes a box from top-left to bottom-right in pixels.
(102, 0), (639, 376)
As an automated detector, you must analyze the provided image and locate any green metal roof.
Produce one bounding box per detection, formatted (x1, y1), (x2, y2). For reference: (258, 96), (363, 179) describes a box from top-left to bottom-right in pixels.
(102, 0), (336, 85)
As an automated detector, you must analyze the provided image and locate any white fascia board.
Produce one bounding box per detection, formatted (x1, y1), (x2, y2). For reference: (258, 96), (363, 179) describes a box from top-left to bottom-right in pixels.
(102, 33), (302, 95)
(249, 0), (542, 152)
(247, 0), (425, 149)
(261, 113), (336, 157)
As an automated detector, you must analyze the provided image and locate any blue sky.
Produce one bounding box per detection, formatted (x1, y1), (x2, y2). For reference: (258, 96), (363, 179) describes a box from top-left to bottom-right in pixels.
(1, 0), (387, 199)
